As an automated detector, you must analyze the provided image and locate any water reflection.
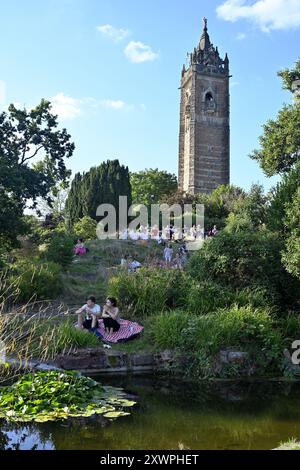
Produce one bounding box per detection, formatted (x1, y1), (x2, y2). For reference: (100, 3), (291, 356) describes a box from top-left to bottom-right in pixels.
(1, 377), (300, 450)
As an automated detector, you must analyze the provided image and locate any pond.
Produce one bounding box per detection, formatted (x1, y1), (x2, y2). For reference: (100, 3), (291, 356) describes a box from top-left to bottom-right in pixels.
(1, 375), (300, 450)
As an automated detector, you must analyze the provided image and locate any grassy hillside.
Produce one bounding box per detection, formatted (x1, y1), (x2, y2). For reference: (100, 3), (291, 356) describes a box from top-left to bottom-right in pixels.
(60, 239), (165, 307)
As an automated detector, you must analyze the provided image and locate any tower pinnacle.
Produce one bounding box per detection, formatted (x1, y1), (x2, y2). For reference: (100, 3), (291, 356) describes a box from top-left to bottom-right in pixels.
(199, 17), (211, 50)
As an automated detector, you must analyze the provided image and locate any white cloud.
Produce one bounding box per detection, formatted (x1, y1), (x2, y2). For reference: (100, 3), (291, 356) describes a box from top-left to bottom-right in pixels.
(0, 80), (6, 105)
(236, 32), (246, 40)
(100, 99), (126, 110)
(51, 92), (81, 119)
(97, 24), (130, 42)
(124, 41), (159, 63)
(216, 0), (300, 32)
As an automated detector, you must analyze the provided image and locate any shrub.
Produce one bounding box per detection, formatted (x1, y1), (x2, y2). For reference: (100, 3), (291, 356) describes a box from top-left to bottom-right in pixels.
(149, 306), (283, 378)
(47, 320), (100, 355)
(108, 268), (192, 318)
(188, 231), (300, 310)
(11, 260), (62, 302)
(187, 282), (275, 315)
(42, 234), (74, 268)
(73, 216), (98, 240)
(187, 281), (235, 315)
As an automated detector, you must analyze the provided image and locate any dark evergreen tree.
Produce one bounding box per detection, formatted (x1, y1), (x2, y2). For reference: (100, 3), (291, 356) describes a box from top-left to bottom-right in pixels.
(65, 160), (132, 226)
(65, 172), (83, 225)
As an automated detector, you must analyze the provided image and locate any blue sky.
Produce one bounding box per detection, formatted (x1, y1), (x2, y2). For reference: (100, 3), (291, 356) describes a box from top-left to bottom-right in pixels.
(1, 0), (300, 192)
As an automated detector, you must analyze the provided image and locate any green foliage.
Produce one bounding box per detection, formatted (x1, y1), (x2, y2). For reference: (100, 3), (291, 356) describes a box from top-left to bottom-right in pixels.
(73, 216), (98, 240)
(109, 264), (275, 319)
(188, 231), (300, 309)
(66, 160), (132, 225)
(0, 370), (135, 423)
(42, 233), (74, 268)
(149, 306), (283, 378)
(11, 260), (62, 302)
(46, 320), (100, 353)
(130, 168), (178, 206)
(0, 99), (74, 245)
(266, 165), (300, 233)
(224, 184), (268, 233)
(281, 187), (300, 279)
(250, 103), (300, 176)
(278, 59), (300, 93)
(108, 268), (191, 318)
(277, 313), (300, 340)
(187, 282), (273, 315)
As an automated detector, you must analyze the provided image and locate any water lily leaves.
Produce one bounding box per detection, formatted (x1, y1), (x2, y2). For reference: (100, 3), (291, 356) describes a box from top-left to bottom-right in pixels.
(107, 398), (136, 407)
(0, 370), (136, 423)
(103, 411), (131, 419)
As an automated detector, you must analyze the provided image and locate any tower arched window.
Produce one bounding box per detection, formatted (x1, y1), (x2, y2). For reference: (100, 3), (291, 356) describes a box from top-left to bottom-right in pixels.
(205, 92), (213, 102)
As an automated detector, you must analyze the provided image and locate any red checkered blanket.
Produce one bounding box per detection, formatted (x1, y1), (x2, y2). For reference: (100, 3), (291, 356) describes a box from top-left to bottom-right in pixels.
(97, 319), (144, 343)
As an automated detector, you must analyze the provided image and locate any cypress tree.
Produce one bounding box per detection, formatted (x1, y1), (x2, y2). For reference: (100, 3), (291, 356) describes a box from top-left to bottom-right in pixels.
(65, 159), (132, 227)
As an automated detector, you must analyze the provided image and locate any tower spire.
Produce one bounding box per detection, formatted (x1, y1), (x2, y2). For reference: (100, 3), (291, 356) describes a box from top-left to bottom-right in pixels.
(199, 17), (211, 50)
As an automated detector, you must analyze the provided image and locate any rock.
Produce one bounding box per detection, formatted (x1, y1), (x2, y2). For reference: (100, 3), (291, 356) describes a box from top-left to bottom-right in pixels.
(55, 348), (110, 370)
(227, 351), (248, 364)
(131, 354), (154, 367)
(219, 350), (248, 364)
(160, 350), (173, 362)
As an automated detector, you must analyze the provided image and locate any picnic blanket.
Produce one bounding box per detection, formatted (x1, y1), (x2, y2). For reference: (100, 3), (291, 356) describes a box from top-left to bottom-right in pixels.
(96, 319), (144, 343)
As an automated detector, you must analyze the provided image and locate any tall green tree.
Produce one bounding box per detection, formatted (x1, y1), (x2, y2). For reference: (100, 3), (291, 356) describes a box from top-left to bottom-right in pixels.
(65, 159), (132, 225)
(250, 61), (300, 176)
(282, 187), (300, 279)
(0, 99), (74, 245)
(130, 168), (177, 206)
(250, 60), (300, 281)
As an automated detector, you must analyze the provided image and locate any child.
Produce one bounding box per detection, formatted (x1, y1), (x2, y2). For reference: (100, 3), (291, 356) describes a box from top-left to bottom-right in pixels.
(164, 244), (173, 265)
(76, 296), (101, 330)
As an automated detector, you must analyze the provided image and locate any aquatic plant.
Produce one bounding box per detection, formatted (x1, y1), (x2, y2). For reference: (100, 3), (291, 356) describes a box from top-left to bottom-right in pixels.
(0, 370), (136, 423)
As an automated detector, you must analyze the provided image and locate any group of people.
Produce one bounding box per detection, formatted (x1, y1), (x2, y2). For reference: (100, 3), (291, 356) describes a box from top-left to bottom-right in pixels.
(76, 295), (120, 336)
(118, 224), (219, 244)
(73, 224), (219, 257)
(119, 241), (188, 274)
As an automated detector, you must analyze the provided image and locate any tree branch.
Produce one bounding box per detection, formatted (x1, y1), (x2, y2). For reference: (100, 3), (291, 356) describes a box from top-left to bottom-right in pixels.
(20, 144), (44, 165)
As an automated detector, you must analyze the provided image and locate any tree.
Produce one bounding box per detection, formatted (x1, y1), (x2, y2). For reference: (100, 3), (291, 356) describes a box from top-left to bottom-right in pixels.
(278, 59), (300, 93)
(250, 60), (300, 176)
(73, 216), (98, 240)
(65, 173), (84, 225)
(282, 187), (300, 279)
(65, 160), (132, 225)
(188, 230), (300, 309)
(130, 169), (177, 206)
(266, 164), (300, 233)
(0, 99), (74, 245)
(250, 103), (300, 176)
(250, 61), (300, 261)
(225, 184), (268, 233)
(36, 185), (69, 218)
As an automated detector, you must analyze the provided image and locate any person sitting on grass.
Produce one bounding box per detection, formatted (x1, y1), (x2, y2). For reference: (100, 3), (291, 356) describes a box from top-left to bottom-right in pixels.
(76, 295), (101, 330)
(74, 238), (87, 256)
(102, 297), (120, 335)
(127, 256), (142, 273)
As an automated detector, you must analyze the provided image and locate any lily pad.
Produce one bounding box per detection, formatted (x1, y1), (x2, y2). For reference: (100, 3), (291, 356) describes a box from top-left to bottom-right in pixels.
(0, 370), (136, 423)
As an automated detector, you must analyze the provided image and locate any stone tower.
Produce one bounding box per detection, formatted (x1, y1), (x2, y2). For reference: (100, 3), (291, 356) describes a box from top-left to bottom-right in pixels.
(178, 18), (230, 194)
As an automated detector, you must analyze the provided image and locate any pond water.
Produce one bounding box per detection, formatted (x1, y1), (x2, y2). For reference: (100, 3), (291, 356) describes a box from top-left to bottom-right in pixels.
(1, 375), (300, 450)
